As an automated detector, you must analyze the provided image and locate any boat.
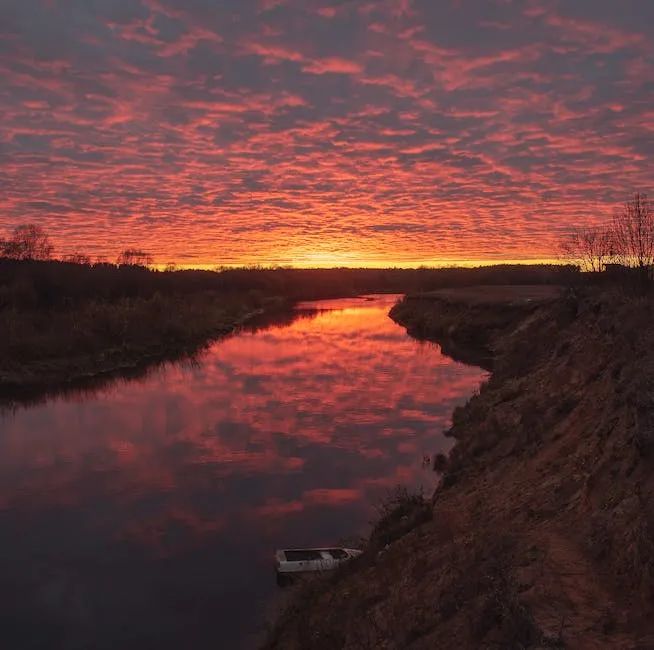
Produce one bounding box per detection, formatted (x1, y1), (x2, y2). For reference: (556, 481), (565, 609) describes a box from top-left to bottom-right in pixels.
(275, 547), (362, 586)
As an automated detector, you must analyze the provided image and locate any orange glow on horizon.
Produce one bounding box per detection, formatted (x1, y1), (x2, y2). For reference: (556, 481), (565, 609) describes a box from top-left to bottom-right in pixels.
(157, 256), (562, 271)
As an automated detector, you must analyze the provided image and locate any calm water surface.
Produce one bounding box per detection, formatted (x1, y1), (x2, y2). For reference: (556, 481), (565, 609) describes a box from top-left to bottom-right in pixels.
(0, 295), (486, 649)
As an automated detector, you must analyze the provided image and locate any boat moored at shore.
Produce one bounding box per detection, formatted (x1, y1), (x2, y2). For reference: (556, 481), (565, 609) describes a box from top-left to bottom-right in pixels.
(275, 547), (362, 586)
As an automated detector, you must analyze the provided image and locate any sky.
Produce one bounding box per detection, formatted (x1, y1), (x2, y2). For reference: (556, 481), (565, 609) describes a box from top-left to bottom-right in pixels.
(1, 0), (653, 267)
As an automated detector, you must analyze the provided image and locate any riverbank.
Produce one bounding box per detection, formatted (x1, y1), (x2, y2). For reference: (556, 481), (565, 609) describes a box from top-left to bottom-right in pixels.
(266, 285), (654, 648)
(0, 292), (287, 403)
(388, 285), (561, 369)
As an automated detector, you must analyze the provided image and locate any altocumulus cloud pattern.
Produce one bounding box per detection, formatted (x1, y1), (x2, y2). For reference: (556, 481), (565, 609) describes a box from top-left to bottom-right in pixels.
(1, 0), (653, 266)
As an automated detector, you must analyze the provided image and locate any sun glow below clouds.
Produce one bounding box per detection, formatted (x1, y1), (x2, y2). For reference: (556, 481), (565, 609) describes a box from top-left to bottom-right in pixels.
(289, 248), (372, 269)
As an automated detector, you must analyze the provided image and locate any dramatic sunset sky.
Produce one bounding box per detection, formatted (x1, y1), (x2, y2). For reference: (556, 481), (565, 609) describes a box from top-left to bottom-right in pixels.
(1, 0), (652, 267)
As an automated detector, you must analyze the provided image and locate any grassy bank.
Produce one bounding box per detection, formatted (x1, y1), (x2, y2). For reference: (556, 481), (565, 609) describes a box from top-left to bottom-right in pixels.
(0, 290), (283, 401)
(266, 286), (654, 648)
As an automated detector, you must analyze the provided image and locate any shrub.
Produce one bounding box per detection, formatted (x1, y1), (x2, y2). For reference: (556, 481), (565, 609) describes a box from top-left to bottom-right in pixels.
(370, 486), (432, 548)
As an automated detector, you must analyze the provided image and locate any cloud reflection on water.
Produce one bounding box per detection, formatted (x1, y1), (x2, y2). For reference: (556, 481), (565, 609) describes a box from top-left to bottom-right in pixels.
(0, 295), (487, 648)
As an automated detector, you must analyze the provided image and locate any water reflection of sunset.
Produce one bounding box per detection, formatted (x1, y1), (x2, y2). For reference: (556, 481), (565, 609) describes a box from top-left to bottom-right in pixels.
(0, 296), (486, 648)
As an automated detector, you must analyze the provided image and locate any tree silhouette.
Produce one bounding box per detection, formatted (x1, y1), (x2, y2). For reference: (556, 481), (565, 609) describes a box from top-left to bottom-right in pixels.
(117, 249), (153, 267)
(560, 193), (654, 291)
(63, 252), (91, 265)
(612, 193), (654, 287)
(0, 224), (54, 260)
(560, 226), (614, 273)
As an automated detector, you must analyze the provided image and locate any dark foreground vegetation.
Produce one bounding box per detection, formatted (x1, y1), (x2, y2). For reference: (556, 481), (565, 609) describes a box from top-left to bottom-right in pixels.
(0, 229), (573, 402)
(266, 282), (654, 649)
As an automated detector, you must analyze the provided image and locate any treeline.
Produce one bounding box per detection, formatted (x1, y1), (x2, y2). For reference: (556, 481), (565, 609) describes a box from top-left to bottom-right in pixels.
(0, 257), (577, 312)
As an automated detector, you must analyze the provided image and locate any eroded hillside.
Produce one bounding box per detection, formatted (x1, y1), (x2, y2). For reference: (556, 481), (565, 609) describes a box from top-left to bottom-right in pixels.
(266, 287), (654, 649)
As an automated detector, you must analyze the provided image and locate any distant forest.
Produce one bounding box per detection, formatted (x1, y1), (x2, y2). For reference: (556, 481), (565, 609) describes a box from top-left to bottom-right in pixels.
(0, 256), (578, 310)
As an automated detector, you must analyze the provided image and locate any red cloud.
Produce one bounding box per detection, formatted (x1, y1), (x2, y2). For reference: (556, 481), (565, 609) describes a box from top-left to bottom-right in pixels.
(303, 57), (364, 75)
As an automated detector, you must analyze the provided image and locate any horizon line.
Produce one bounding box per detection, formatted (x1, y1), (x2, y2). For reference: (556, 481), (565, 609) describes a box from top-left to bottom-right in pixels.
(153, 257), (563, 271)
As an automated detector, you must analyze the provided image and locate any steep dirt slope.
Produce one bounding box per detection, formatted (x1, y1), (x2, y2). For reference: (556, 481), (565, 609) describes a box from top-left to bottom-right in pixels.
(265, 288), (654, 649)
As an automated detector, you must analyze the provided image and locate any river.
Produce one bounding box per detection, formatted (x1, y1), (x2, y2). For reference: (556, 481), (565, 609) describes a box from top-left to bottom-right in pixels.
(0, 295), (486, 649)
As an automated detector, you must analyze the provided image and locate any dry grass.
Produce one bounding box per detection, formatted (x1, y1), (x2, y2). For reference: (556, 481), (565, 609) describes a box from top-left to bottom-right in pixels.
(0, 291), (272, 399)
(416, 285), (562, 306)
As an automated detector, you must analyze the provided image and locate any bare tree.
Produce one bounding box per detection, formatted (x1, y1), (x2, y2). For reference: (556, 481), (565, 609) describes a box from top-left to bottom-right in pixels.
(117, 248), (153, 267)
(560, 193), (654, 291)
(63, 252), (91, 265)
(0, 224), (54, 260)
(559, 226), (614, 273)
(612, 193), (654, 287)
